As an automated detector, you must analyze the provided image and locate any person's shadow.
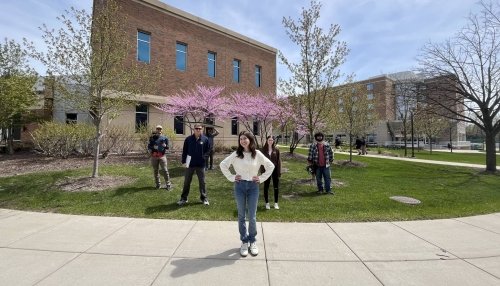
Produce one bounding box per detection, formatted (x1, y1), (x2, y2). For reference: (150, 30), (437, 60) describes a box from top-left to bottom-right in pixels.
(169, 248), (242, 278)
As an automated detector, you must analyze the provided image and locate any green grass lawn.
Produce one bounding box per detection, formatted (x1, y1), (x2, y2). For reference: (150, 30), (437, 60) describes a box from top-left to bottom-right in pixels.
(0, 153), (499, 222)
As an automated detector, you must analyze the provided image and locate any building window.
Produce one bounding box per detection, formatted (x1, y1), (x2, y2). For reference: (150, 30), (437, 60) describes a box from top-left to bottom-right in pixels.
(174, 115), (184, 135)
(233, 59), (240, 83)
(253, 120), (260, 135)
(367, 83), (374, 91)
(208, 51), (216, 78)
(231, 117), (238, 135)
(137, 31), (150, 63)
(367, 93), (374, 100)
(135, 104), (148, 131)
(65, 113), (77, 124)
(176, 42), (187, 71)
(255, 65), (261, 87)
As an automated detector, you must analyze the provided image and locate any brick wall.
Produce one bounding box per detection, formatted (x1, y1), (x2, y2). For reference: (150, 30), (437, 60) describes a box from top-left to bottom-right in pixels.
(115, 0), (276, 96)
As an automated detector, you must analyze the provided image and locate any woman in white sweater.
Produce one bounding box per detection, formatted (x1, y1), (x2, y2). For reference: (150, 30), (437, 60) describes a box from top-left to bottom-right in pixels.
(220, 131), (275, 257)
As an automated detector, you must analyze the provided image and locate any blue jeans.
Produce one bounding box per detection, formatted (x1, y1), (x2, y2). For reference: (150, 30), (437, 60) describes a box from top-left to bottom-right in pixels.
(233, 180), (259, 243)
(316, 166), (332, 192)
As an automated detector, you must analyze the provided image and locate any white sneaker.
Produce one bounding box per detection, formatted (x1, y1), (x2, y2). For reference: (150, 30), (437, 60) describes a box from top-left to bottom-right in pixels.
(249, 242), (259, 256)
(265, 203), (270, 210)
(240, 242), (248, 257)
(274, 203), (279, 210)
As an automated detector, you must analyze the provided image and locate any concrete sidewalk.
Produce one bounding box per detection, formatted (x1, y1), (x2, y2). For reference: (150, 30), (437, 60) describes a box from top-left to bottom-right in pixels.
(335, 151), (498, 169)
(1, 209), (499, 285)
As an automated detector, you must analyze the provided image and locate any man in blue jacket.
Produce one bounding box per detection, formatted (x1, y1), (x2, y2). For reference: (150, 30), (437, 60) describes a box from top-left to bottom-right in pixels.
(177, 123), (211, 206)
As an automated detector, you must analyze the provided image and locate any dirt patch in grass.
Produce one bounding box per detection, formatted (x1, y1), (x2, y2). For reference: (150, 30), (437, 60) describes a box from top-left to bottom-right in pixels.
(0, 151), (148, 178)
(334, 160), (367, 167)
(0, 152), (148, 192)
(294, 178), (346, 188)
(55, 175), (136, 192)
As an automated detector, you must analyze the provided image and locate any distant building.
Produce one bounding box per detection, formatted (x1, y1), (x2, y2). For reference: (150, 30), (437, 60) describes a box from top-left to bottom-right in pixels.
(331, 71), (467, 149)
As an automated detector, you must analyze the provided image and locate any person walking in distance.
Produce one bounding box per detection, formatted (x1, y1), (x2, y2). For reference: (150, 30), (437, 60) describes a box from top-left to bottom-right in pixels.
(147, 125), (172, 190)
(307, 132), (334, 195)
(261, 136), (281, 210)
(220, 131), (274, 257)
(361, 136), (367, 155)
(177, 123), (211, 206)
(355, 136), (362, 155)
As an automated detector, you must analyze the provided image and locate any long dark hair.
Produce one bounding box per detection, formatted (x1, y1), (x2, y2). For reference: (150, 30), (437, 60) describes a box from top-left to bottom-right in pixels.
(236, 131), (257, 159)
(262, 135), (276, 152)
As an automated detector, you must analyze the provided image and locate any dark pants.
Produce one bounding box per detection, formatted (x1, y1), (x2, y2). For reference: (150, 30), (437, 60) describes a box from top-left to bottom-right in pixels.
(181, 167), (207, 201)
(205, 149), (215, 169)
(263, 172), (280, 203)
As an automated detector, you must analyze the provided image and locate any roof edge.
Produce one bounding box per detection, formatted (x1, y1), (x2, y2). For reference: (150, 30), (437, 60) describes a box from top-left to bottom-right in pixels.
(136, 0), (277, 54)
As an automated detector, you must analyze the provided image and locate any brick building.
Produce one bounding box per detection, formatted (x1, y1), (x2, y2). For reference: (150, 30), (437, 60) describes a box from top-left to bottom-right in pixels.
(332, 71), (467, 148)
(97, 0), (277, 148)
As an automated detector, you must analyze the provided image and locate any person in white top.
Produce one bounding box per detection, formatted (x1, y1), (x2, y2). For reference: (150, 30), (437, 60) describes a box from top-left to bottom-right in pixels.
(220, 131), (274, 257)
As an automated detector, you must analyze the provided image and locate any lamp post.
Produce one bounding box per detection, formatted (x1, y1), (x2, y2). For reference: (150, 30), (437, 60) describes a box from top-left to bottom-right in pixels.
(410, 110), (415, 157)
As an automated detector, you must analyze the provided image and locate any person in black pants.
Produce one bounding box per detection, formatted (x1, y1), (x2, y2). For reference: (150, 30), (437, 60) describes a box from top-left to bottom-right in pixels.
(261, 136), (281, 209)
(177, 123), (211, 206)
(205, 127), (219, 170)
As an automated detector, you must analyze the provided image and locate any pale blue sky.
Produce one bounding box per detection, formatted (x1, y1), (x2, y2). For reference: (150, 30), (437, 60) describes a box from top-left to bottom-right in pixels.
(0, 0), (479, 82)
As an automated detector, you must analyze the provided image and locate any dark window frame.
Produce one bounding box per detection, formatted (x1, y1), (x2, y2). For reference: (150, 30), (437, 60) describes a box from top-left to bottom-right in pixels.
(233, 59), (241, 83)
(231, 117), (239, 135)
(255, 65), (261, 87)
(137, 30), (151, 63)
(174, 115), (185, 135)
(208, 51), (216, 78)
(135, 103), (148, 131)
(176, 42), (188, 71)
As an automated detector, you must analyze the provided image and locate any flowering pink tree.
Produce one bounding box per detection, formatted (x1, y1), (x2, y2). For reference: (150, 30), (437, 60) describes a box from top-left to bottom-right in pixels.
(228, 92), (286, 147)
(157, 85), (229, 131)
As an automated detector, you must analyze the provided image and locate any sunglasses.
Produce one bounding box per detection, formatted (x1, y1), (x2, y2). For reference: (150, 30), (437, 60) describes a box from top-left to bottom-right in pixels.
(194, 127), (202, 130)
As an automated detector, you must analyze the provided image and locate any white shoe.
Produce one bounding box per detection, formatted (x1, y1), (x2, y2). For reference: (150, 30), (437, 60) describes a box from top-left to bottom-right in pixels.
(249, 242), (259, 256)
(240, 242), (248, 257)
(265, 203), (270, 210)
(274, 203), (279, 210)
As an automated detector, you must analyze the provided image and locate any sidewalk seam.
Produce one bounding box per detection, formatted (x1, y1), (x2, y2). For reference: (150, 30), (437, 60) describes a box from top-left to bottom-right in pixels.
(326, 223), (386, 286)
(148, 220), (198, 286)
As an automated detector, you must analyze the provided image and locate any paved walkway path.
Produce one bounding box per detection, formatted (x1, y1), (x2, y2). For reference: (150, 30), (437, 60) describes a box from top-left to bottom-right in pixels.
(330, 150), (500, 169)
(1, 209), (499, 285)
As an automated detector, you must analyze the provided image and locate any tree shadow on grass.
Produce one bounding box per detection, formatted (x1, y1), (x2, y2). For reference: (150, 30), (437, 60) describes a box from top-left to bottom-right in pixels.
(168, 166), (188, 178)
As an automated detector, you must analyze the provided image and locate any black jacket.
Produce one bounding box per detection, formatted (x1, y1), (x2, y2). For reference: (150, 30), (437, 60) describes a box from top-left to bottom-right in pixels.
(182, 134), (211, 167)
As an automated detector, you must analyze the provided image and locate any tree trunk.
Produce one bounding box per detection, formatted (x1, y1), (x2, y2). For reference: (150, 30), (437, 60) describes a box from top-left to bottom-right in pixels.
(92, 124), (101, 178)
(484, 132), (497, 173)
(403, 129), (407, 157)
(349, 133), (353, 162)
